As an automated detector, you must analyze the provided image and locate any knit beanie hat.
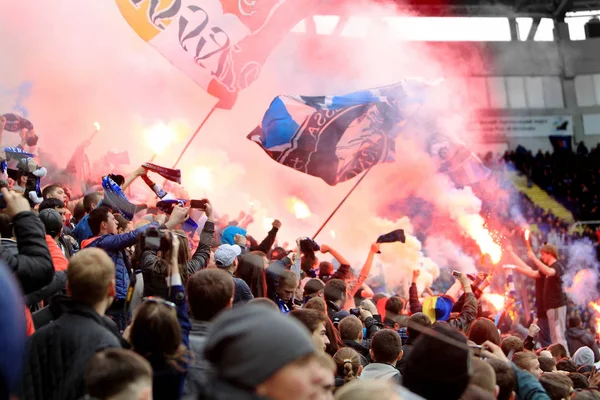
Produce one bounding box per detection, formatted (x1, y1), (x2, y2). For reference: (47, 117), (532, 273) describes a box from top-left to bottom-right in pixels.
(573, 346), (595, 367)
(39, 208), (63, 237)
(204, 304), (316, 389)
(403, 323), (472, 400)
(221, 226), (247, 245)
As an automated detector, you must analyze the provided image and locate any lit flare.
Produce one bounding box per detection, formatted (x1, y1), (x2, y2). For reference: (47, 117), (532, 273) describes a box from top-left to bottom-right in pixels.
(93, 122), (101, 131)
(458, 215), (502, 263)
(144, 122), (174, 155)
(286, 197), (311, 219)
(482, 293), (505, 311)
(590, 301), (600, 335)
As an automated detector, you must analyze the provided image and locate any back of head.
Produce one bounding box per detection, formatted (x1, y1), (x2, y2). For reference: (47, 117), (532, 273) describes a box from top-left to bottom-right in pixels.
(333, 348), (361, 384)
(501, 336), (524, 357)
(187, 269), (234, 321)
(460, 384), (496, 400)
(88, 206), (111, 236)
(470, 358), (496, 395)
(290, 308), (327, 334)
(269, 246), (287, 261)
(512, 351), (537, 372)
(278, 269), (298, 290)
(468, 317), (500, 346)
(540, 244), (558, 259)
(371, 329), (402, 364)
(204, 304), (316, 389)
(85, 349), (152, 400)
(39, 197), (65, 212)
(248, 297), (278, 310)
(67, 248), (115, 307)
(324, 279), (346, 303)
(304, 278), (325, 297)
(548, 343), (569, 361)
(407, 312), (432, 340)
(319, 261), (334, 282)
(569, 315), (582, 328)
(404, 323), (471, 400)
(539, 356), (556, 372)
(339, 315), (363, 341)
(385, 296), (405, 316)
(569, 372), (589, 390)
(572, 391), (600, 400)
(486, 358), (516, 400)
(539, 372), (572, 400)
(83, 191), (103, 213)
(305, 297), (327, 313)
(556, 358), (578, 372)
(73, 201), (86, 222)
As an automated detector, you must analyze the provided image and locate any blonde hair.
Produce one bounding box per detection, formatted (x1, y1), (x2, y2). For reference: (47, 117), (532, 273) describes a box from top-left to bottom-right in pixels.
(333, 348), (361, 383)
(334, 379), (399, 400)
(67, 248), (115, 306)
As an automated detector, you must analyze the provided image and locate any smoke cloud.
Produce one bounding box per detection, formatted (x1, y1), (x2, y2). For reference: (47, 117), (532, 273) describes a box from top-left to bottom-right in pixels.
(563, 238), (600, 307)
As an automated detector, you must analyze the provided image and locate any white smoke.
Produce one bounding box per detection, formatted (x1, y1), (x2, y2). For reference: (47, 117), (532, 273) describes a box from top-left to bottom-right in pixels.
(425, 236), (477, 274)
(563, 238), (600, 307)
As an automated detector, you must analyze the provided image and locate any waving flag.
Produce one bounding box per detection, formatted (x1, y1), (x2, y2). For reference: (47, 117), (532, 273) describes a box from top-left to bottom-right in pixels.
(428, 135), (491, 187)
(247, 81), (428, 186)
(116, 0), (320, 109)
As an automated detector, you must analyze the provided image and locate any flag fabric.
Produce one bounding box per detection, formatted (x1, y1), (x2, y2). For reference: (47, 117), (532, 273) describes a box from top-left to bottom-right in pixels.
(1, 113), (33, 132)
(429, 135), (491, 187)
(142, 162), (181, 184)
(115, 0), (320, 109)
(377, 229), (406, 244)
(247, 81), (427, 185)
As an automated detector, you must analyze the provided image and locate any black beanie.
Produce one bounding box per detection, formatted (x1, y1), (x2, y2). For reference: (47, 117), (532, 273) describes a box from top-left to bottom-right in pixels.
(403, 324), (472, 400)
(38, 209), (63, 237)
(204, 304), (316, 389)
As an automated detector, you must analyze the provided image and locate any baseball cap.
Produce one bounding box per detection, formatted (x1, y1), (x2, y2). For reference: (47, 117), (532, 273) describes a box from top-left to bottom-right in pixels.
(214, 244), (242, 268)
(39, 208), (63, 237)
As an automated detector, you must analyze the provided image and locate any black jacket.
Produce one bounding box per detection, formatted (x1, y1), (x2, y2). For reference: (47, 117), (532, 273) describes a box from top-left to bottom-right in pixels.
(342, 339), (371, 366)
(567, 326), (600, 362)
(182, 319), (211, 400)
(25, 271), (67, 309)
(19, 300), (123, 400)
(1, 212), (53, 294)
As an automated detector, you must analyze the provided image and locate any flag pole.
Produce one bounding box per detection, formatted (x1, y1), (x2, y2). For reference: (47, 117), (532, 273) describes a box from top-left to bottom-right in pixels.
(312, 167), (374, 240)
(171, 104), (218, 169)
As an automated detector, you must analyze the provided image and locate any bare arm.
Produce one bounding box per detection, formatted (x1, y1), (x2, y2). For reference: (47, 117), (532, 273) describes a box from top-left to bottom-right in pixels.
(121, 166), (146, 191)
(507, 249), (540, 279)
(348, 243), (379, 297)
(527, 250), (556, 276)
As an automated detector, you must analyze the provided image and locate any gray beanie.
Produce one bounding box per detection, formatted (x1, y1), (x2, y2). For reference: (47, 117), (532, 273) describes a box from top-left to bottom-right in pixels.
(573, 346), (595, 367)
(204, 304), (316, 388)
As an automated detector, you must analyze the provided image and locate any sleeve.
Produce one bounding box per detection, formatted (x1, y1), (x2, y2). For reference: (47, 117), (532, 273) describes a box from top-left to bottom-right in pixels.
(10, 212), (54, 294)
(24, 271), (67, 307)
(449, 293), (478, 332)
(552, 262), (563, 277)
(96, 222), (158, 250)
(251, 226), (279, 254)
(409, 283), (422, 314)
(511, 363), (551, 400)
(187, 220), (214, 274)
(239, 280), (254, 302)
(169, 282), (191, 349)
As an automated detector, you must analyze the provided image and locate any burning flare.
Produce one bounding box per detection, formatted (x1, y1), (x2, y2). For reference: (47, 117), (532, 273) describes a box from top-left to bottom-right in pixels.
(144, 122), (174, 155)
(286, 197), (311, 220)
(590, 301), (600, 335)
(93, 122), (101, 131)
(192, 167), (212, 191)
(458, 215), (502, 264)
(482, 293), (505, 311)
(524, 228), (532, 251)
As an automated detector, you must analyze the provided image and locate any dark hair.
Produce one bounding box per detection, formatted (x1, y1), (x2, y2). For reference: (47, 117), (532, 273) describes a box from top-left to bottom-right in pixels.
(0, 214), (13, 239)
(557, 358), (578, 373)
(468, 317), (501, 346)
(85, 349), (152, 399)
(569, 372), (589, 389)
(385, 296), (405, 315)
(290, 309), (328, 334)
(130, 301), (188, 371)
(501, 336), (524, 356)
(324, 279), (346, 303)
(278, 270), (298, 288)
(539, 372), (572, 400)
(407, 312), (432, 340)
(548, 343), (569, 361)
(539, 356), (556, 372)
(83, 191), (103, 213)
(42, 184), (63, 199)
(73, 201), (86, 223)
(269, 246), (287, 261)
(512, 352), (537, 371)
(114, 214), (129, 233)
(39, 198), (65, 212)
(236, 253), (267, 298)
(487, 358), (516, 400)
(301, 253), (317, 278)
(569, 315), (583, 328)
(319, 261), (334, 281)
(88, 206), (111, 236)
(187, 269), (234, 321)
(371, 329), (402, 364)
(304, 278), (325, 297)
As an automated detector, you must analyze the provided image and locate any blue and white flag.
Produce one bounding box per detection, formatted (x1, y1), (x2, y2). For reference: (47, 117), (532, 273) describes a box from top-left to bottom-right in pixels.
(428, 135), (491, 187)
(247, 81), (428, 185)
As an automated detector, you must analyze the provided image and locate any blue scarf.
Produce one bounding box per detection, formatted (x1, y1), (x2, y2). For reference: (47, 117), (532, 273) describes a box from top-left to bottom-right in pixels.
(1, 147), (33, 172)
(101, 175), (136, 220)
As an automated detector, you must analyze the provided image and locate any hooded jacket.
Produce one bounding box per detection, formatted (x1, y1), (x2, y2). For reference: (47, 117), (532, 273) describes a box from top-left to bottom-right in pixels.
(359, 363), (401, 383)
(0, 212), (54, 295)
(567, 326), (600, 362)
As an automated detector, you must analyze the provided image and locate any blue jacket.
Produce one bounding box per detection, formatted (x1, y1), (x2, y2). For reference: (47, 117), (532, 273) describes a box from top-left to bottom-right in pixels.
(82, 223), (158, 299)
(72, 214), (92, 244)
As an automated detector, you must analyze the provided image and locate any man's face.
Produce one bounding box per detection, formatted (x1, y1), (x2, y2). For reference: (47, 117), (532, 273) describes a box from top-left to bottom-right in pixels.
(55, 207), (67, 225)
(257, 356), (322, 400)
(49, 187), (67, 203)
(312, 322), (330, 352)
(278, 283), (296, 302)
(105, 213), (118, 235)
(528, 359), (542, 379)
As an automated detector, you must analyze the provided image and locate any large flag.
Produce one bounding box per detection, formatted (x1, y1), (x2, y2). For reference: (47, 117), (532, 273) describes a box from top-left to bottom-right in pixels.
(428, 135), (491, 187)
(247, 81), (428, 186)
(116, 0), (320, 109)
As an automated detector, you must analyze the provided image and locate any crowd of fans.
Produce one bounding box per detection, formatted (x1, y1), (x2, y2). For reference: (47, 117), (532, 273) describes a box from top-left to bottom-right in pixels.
(2, 128), (600, 400)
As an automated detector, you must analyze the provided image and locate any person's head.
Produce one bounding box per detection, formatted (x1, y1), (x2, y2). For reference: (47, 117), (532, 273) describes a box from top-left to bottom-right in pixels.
(277, 270), (298, 303)
(370, 329), (402, 364)
(501, 336), (524, 357)
(319, 261), (334, 282)
(236, 253), (267, 298)
(573, 346), (596, 368)
(290, 309), (330, 352)
(269, 247), (288, 262)
(314, 351), (336, 399)
(548, 343), (569, 363)
(305, 296), (327, 313)
(333, 348), (362, 384)
(569, 372), (589, 390)
(85, 349), (152, 400)
(512, 351), (542, 379)
(470, 358), (497, 397)
(557, 358), (578, 372)
(301, 252), (319, 277)
(114, 214), (131, 234)
(324, 279), (346, 307)
(468, 317), (501, 346)
(248, 297), (279, 310)
(540, 350), (554, 359)
(42, 184), (67, 202)
(214, 244), (242, 271)
(88, 206), (117, 236)
(67, 248), (116, 312)
(130, 298), (186, 370)
(205, 304), (322, 400)
(187, 269), (234, 322)
(83, 191), (104, 213)
(569, 315), (583, 328)
(38, 208), (64, 238)
(334, 380), (403, 400)
(384, 296), (406, 319)
(539, 356), (557, 372)
(406, 312), (432, 340)
(39, 198), (67, 223)
(539, 372), (573, 400)
(303, 278), (325, 301)
(540, 244), (559, 265)
(73, 201), (86, 223)
(487, 358), (516, 400)
(220, 225), (247, 246)
(0, 214), (13, 239)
